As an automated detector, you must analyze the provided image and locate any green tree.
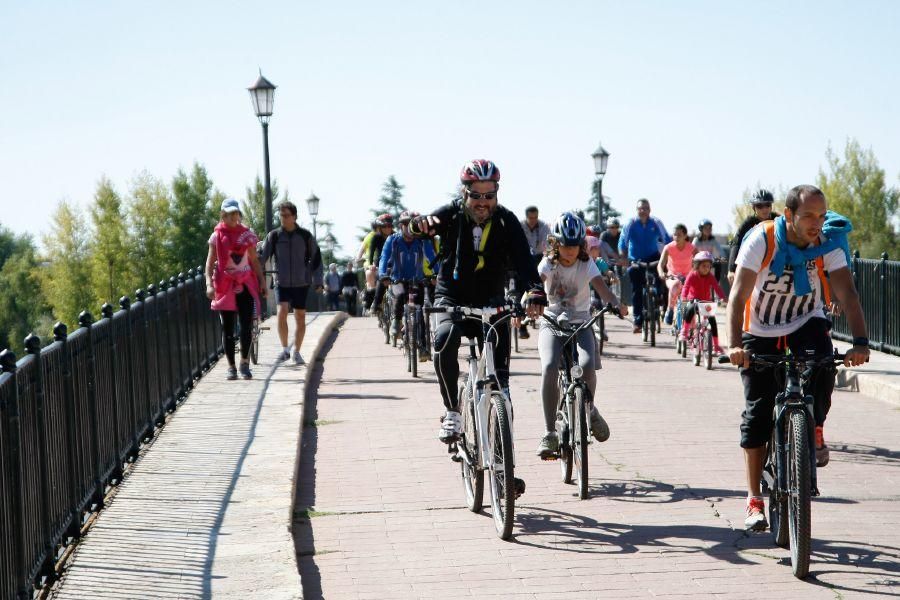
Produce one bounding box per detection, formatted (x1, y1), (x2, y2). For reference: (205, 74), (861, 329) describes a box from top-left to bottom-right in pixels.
(171, 162), (217, 271)
(127, 171), (174, 289)
(242, 175), (283, 236)
(372, 175), (407, 220)
(817, 139), (900, 258)
(89, 176), (132, 306)
(0, 234), (49, 354)
(0, 224), (33, 267)
(41, 201), (95, 328)
(583, 184), (619, 227)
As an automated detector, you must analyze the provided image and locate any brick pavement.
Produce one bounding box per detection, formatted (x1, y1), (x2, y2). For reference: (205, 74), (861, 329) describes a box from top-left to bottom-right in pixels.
(296, 316), (899, 599)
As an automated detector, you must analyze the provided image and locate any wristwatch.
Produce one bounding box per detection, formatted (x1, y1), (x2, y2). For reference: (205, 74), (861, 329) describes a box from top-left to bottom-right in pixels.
(852, 337), (869, 347)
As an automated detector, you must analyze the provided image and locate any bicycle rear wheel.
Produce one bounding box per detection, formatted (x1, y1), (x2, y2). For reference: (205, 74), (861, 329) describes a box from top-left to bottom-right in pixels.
(787, 410), (812, 578)
(488, 393), (515, 540)
(573, 386), (589, 500)
(459, 382), (483, 512)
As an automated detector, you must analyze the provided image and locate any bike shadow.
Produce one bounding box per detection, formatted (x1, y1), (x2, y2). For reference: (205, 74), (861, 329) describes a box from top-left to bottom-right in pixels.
(590, 478), (745, 504)
(829, 442), (900, 468)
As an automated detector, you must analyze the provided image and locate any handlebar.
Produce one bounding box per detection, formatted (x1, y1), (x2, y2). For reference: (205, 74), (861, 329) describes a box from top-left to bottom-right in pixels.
(542, 303), (623, 336)
(717, 352), (854, 366)
(632, 260), (660, 269)
(424, 303), (517, 318)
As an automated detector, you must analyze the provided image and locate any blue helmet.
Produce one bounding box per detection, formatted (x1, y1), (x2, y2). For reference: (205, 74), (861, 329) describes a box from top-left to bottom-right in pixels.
(552, 212), (586, 247)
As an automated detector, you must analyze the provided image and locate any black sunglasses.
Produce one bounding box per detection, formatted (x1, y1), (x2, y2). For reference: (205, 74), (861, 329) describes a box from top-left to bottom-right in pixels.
(753, 202), (773, 208)
(467, 192), (497, 200)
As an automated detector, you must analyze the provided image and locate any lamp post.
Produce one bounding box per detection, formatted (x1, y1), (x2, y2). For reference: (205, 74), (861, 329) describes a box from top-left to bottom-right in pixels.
(248, 71), (277, 234)
(306, 193), (320, 241)
(591, 142), (610, 227)
(323, 232), (336, 254)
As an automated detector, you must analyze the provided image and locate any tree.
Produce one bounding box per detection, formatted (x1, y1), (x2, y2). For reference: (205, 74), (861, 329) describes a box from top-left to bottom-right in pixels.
(0, 234), (49, 354)
(372, 175), (406, 220)
(583, 183), (619, 227)
(242, 175), (283, 236)
(171, 162), (217, 271)
(40, 202), (94, 328)
(127, 171), (174, 289)
(89, 176), (132, 306)
(817, 139), (900, 258)
(0, 224), (33, 267)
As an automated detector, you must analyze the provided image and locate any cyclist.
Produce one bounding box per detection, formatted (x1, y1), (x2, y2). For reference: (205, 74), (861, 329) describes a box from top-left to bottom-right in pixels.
(728, 189), (779, 285)
(535, 213), (627, 458)
(369, 214), (395, 315)
(679, 251), (726, 354)
(599, 218), (623, 266)
(357, 220), (378, 311)
(694, 219), (725, 281)
(658, 224), (696, 325)
(205, 198), (267, 380)
(259, 200), (323, 366)
(340, 262), (359, 315)
(378, 210), (436, 359)
(408, 160), (545, 488)
(619, 199), (671, 333)
(726, 184), (869, 531)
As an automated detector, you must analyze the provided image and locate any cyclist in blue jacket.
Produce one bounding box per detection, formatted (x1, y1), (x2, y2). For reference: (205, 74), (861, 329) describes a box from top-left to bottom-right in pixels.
(619, 198), (672, 333)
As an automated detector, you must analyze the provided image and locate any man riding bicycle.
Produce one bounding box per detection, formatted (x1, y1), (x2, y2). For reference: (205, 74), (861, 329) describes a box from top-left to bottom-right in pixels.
(619, 199), (671, 333)
(409, 160), (545, 489)
(726, 184), (869, 531)
(378, 210), (436, 359)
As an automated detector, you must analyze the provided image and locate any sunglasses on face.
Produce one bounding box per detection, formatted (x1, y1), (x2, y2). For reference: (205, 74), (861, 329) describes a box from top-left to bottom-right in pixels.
(467, 192), (497, 200)
(754, 203), (773, 209)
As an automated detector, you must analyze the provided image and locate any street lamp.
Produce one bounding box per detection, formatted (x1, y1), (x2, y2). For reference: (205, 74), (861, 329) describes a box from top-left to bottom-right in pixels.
(248, 71), (277, 234)
(591, 142), (610, 227)
(323, 232), (337, 255)
(306, 193), (320, 240)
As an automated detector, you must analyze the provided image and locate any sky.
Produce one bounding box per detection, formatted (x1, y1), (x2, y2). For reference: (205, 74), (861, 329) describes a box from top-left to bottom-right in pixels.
(2, 1), (899, 256)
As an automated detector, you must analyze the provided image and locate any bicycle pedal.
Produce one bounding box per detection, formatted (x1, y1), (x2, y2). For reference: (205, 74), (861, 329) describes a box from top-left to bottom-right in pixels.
(540, 454), (559, 462)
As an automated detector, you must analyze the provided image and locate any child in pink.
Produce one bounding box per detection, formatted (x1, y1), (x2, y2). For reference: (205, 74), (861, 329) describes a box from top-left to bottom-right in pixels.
(680, 251), (726, 353)
(658, 223), (695, 324)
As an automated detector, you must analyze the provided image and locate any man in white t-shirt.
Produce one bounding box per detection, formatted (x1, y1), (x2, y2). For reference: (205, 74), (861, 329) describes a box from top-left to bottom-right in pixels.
(726, 184), (869, 532)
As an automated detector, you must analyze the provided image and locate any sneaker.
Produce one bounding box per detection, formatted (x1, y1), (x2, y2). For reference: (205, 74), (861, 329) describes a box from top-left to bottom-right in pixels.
(664, 308), (674, 325)
(536, 432), (560, 459)
(278, 349), (291, 362)
(438, 410), (462, 444)
(745, 496), (768, 531)
(815, 426), (830, 467)
(518, 326), (530, 340)
(293, 351), (306, 366)
(226, 366), (238, 380)
(513, 477), (526, 498)
(632, 325), (641, 334)
(589, 405), (610, 442)
(239, 363), (252, 380)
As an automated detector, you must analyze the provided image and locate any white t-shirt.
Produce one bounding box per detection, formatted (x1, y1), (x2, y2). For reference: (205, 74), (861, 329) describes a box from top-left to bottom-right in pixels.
(736, 226), (847, 336)
(538, 257), (601, 322)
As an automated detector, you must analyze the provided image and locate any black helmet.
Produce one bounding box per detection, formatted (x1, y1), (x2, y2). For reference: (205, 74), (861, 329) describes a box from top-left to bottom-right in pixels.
(750, 189), (774, 206)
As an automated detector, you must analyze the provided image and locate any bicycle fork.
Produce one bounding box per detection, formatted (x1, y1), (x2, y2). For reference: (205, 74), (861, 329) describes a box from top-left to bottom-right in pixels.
(774, 371), (819, 499)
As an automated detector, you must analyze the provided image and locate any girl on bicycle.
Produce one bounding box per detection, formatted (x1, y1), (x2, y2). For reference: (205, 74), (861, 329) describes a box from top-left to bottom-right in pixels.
(205, 198), (266, 380)
(680, 250), (726, 354)
(658, 223), (696, 326)
(535, 212), (627, 459)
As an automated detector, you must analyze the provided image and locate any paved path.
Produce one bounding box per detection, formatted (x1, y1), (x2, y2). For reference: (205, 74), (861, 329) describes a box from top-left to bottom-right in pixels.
(51, 312), (345, 600)
(296, 316), (899, 599)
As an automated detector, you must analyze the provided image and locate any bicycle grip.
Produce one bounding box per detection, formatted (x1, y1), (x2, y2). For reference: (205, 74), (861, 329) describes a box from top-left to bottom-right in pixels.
(717, 355), (731, 364)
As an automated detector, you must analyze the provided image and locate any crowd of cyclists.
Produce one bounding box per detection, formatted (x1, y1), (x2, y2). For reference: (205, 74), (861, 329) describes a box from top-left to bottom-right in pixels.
(205, 159), (870, 542)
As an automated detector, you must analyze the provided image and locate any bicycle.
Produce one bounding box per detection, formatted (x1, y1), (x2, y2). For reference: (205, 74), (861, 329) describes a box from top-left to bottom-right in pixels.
(718, 351), (849, 578)
(632, 260), (661, 346)
(425, 303), (519, 540)
(685, 299), (718, 369)
(542, 305), (620, 499)
(397, 280), (428, 377)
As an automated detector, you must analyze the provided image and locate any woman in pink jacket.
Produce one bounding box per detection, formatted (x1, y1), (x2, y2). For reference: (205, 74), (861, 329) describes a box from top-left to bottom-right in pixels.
(204, 198), (267, 380)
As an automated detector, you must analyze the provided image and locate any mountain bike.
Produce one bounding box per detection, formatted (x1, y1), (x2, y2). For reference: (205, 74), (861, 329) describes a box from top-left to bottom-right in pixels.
(632, 261), (661, 346)
(719, 351), (848, 578)
(425, 303), (519, 540)
(542, 305), (620, 499)
(376, 281), (393, 345)
(397, 280), (429, 377)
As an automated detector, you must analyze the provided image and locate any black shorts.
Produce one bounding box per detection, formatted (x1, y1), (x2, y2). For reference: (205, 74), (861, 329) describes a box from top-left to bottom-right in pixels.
(276, 286), (309, 310)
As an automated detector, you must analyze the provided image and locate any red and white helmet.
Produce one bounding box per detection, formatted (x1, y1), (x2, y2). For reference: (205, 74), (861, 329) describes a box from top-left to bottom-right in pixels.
(460, 159), (500, 184)
(693, 250), (714, 264)
(374, 213), (394, 227)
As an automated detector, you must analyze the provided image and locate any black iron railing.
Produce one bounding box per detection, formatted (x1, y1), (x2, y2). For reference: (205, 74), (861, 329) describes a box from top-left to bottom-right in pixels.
(833, 252), (899, 355)
(0, 268), (221, 599)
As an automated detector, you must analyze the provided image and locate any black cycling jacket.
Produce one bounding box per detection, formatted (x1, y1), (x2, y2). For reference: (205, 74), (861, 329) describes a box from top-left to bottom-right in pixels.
(728, 212), (779, 273)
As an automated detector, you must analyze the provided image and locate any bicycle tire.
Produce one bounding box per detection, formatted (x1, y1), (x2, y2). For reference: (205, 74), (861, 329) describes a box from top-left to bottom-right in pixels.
(459, 382), (483, 512)
(382, 304), (390, 345)
(488, 393), (515, 540)
(597, 314), (605, 357)
(404, 309), (412, 373)
(250, 322), (259, 365)
(557, 380), (573, 484)
(573, 386), (589, 500)
(705, 329), (713, 370)
(649, 295), (656, 347)
(693, 328), (702, 366)
(767, 432), (789, 548)
(513, 322), (519, 353)
(787, 410), (812, 578)
(410, 309), (418, 378)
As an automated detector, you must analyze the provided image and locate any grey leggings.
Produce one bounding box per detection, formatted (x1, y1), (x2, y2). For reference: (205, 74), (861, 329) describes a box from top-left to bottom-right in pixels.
(539, 323), (597, 432)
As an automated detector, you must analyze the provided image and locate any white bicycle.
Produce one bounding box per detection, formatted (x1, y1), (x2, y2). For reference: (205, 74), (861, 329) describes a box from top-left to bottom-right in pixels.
(425, 303), (518, 540)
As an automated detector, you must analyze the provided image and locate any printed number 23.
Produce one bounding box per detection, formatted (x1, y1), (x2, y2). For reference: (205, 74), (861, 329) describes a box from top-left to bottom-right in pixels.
(762, 271), (794, 294)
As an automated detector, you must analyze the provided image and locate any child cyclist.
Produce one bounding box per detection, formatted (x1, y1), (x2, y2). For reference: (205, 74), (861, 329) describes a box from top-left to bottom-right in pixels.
(680, 250), (727, 354)
(535, 212), (627, 459)
(658, 223), (695, 325)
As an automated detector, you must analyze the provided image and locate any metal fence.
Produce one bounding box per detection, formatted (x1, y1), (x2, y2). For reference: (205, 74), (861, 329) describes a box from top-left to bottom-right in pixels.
(0, 269), (221, 599)
(832, 252), (899, 355)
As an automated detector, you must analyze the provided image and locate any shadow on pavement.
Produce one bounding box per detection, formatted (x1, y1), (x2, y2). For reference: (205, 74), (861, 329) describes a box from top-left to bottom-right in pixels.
(591, 478), (745, 504)
(317, 392), (405, 400)
(830, 442), (900, 467)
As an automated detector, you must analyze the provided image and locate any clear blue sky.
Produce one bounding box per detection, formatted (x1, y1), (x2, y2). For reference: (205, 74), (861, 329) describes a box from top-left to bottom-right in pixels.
(2, 1), (899, 254)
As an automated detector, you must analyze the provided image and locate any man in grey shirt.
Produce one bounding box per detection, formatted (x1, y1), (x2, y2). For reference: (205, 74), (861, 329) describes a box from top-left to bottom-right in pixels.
(522, 206), (551, 266)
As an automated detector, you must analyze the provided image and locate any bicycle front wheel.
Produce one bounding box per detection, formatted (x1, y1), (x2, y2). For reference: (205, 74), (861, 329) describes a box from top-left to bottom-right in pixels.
(410, 310), (418, 378)
(556, 382), (573, 484)
(573, 386), (589, 500)
(705, 329), (713, 370)
(767, 432), (789, 548)
(488, 393), (515, 540)
(648, 295), (657, 347)
(787, 410), (812, 578)
(458, 383), (483, 512)
(250, 322), (259, 365)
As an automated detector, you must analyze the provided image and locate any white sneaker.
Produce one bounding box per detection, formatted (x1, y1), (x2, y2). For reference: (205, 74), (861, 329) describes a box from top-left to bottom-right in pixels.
(293, 351), (306, 366)
(278, 349), (291, 362)
(438, 410), (462, 443)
